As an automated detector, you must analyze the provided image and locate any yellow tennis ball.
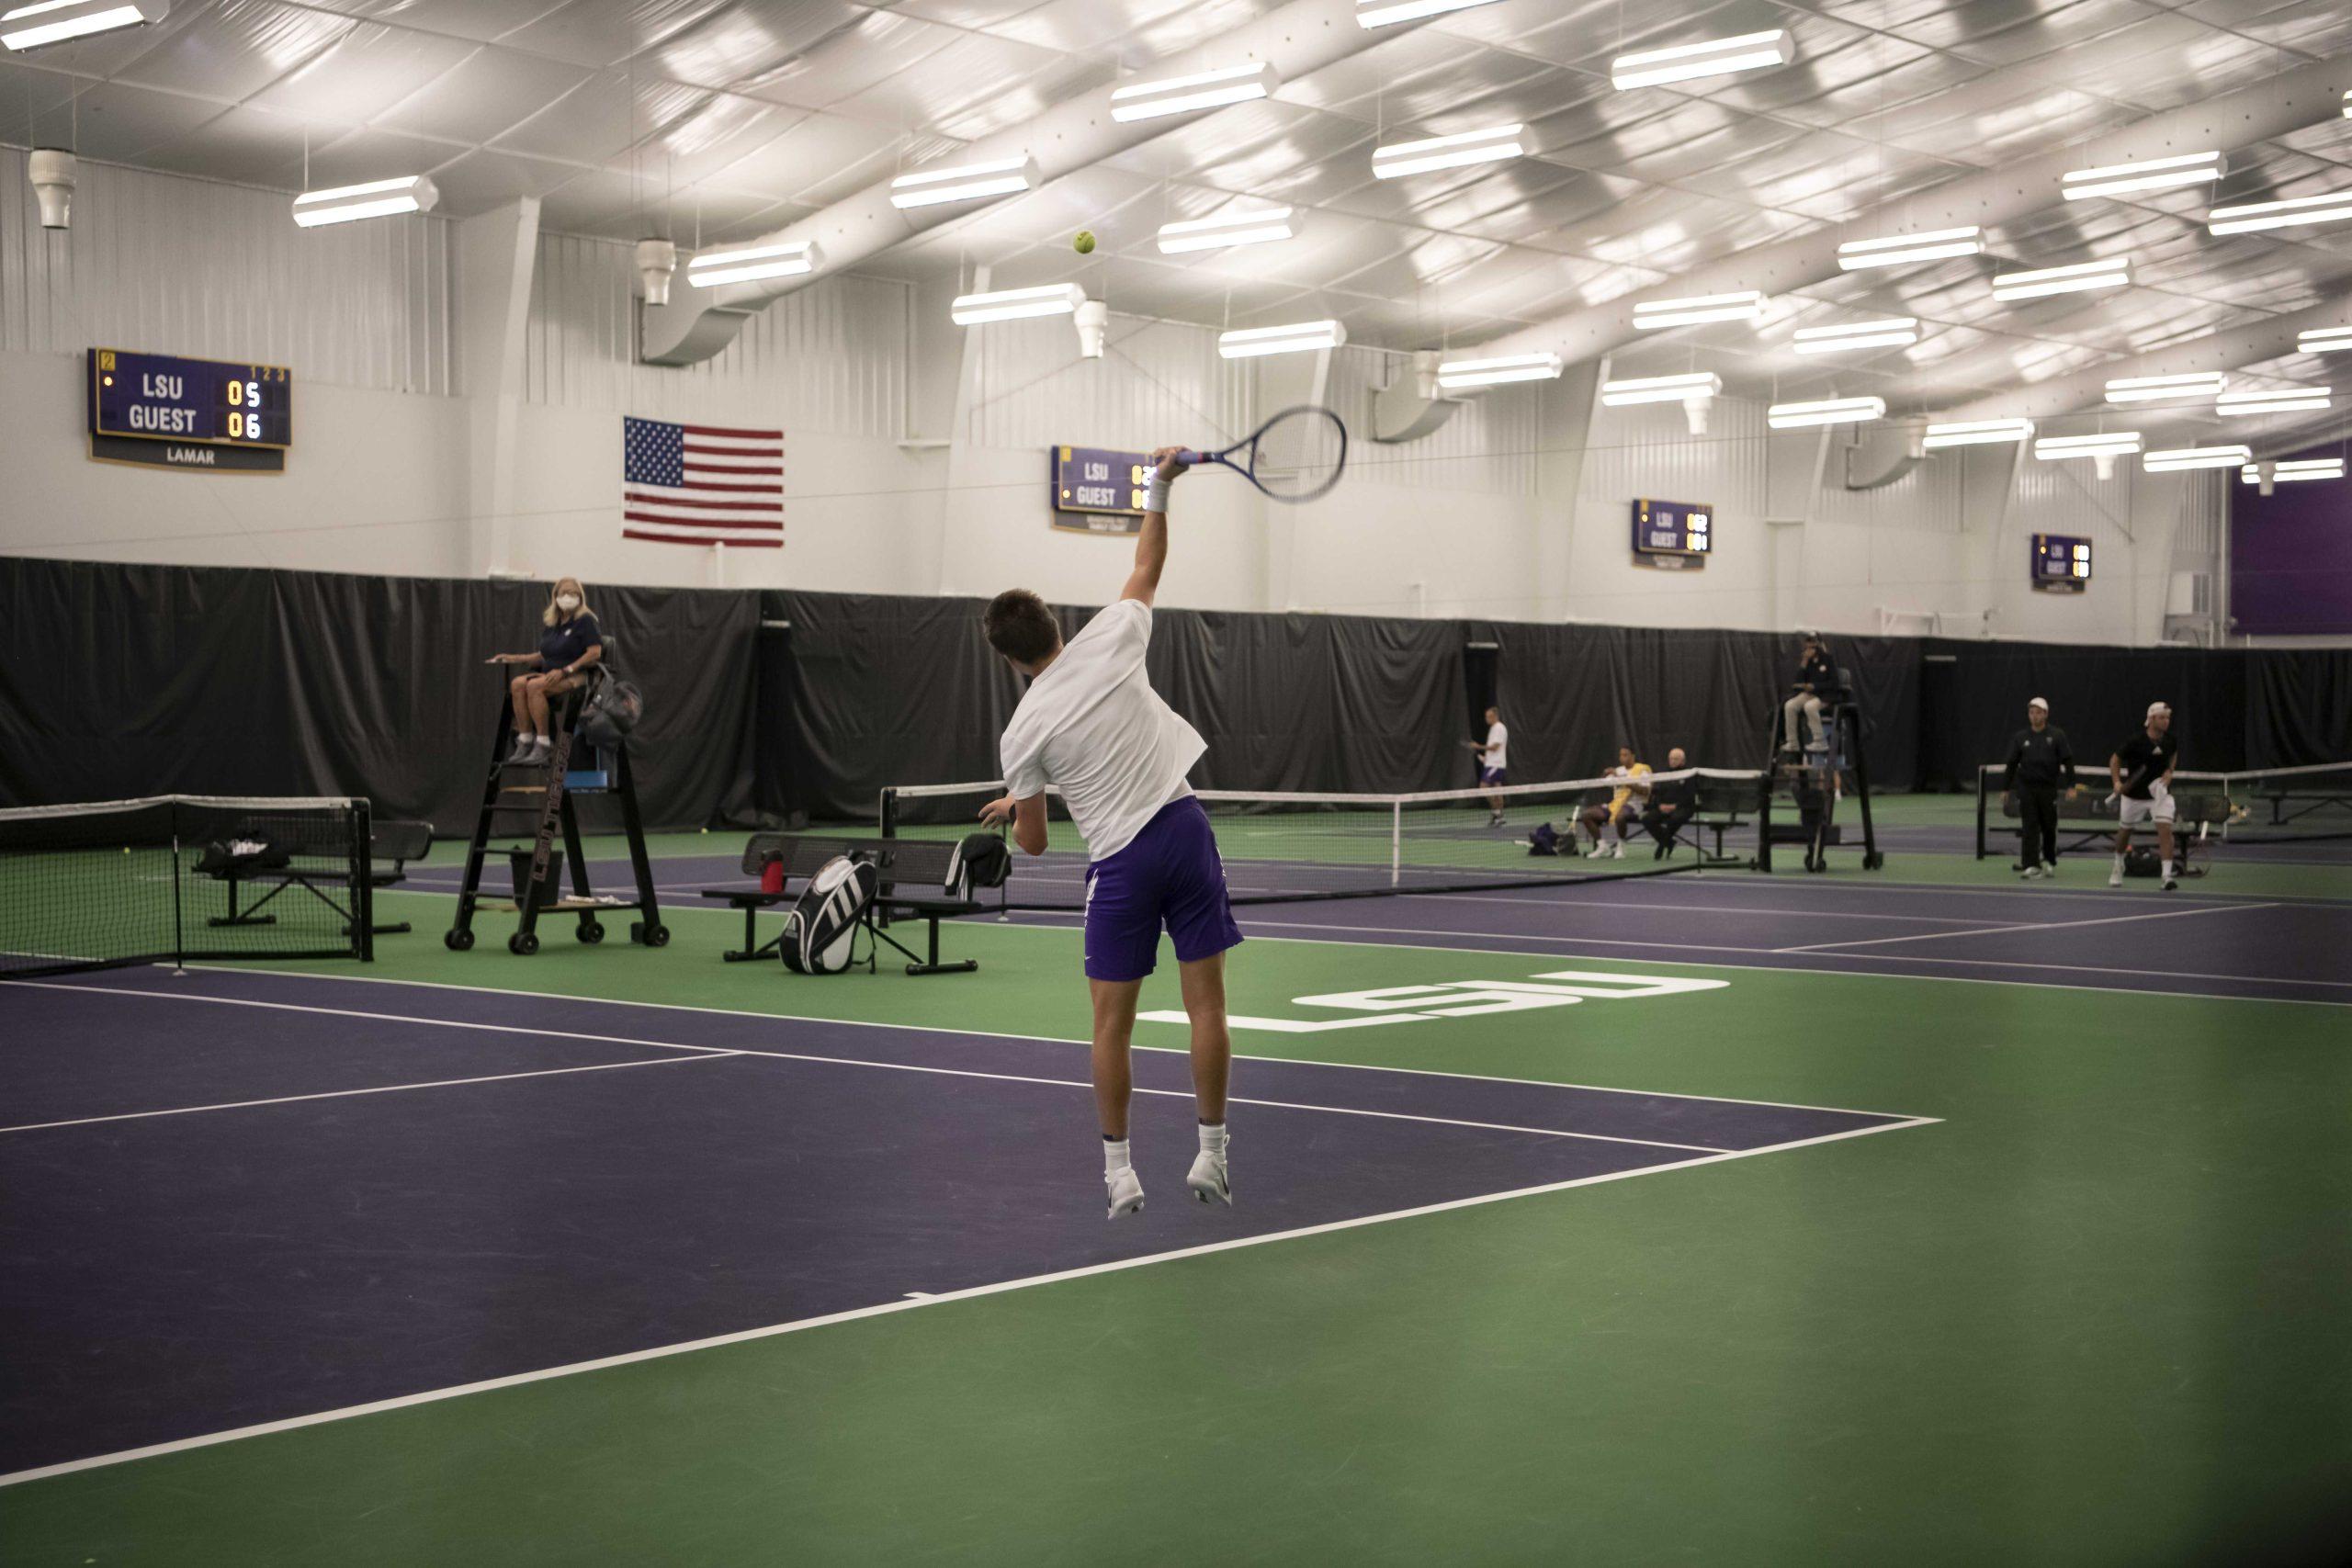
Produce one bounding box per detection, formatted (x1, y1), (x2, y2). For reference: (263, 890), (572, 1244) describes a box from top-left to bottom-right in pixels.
(1073, 230), (1096, 254)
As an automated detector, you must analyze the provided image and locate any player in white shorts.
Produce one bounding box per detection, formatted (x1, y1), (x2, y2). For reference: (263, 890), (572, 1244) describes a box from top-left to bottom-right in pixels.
(2109, 702), (2180, 891)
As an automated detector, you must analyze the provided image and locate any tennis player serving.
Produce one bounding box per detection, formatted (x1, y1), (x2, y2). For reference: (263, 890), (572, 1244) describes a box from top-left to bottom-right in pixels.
(978, 447), (1242, 1220)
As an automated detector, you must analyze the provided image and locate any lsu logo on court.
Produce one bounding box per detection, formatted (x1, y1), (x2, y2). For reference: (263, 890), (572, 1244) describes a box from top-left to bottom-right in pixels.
(1140, 968), (1726, 1033)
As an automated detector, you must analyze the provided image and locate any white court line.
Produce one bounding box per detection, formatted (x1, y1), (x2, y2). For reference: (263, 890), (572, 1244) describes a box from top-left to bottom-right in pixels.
(154, 965), (1934, 1118)
(0, 981), (1731, 1154)
(0, 1114), (1931, 1490)
(1773, 900), (2284, 953)
(0, 1053), (742, 1134)
(1403, 890), (2017, 925)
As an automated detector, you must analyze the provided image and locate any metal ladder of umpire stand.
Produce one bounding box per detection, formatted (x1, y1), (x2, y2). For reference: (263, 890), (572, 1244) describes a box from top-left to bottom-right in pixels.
(1756, 679), (1883, 874)
(444, 673), (668, 956)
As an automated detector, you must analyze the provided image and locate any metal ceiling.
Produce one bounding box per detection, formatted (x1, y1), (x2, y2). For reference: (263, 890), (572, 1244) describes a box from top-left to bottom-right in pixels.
(5, 0), (2351, 430)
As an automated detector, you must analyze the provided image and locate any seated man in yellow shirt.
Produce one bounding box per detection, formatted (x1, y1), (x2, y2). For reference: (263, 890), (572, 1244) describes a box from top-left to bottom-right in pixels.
(1576, 746), (1652, 860)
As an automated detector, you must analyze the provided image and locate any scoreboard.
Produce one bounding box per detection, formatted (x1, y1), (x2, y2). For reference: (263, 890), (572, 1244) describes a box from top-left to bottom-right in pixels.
(1632, 497), (1711, 569)
(2031, 533), (2092, 592)
(1051, 445), (1150, 536)
(88, 348), (292, 473)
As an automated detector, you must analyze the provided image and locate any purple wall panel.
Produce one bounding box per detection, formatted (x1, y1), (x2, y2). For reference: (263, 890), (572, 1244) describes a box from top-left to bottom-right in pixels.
(2232, 445), (2352, 636)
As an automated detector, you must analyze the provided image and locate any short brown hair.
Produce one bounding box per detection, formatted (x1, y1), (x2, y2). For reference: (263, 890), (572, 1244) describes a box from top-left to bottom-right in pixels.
(984, 589), (1061, 665)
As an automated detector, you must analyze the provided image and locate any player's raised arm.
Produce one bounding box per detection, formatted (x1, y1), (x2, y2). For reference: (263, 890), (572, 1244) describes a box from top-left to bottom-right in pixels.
(1122, 448), (1185, 605)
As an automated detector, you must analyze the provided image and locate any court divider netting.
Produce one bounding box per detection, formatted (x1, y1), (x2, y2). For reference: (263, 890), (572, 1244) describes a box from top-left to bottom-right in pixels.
(0, 795), (373, 977)
(1973, 761), (2352, 858)
(880, 768), (1767, 909)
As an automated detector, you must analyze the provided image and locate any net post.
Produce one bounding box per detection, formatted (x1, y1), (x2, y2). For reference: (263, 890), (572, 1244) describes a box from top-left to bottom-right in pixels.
(878, 787), (896, 840)
(1390, 800), (1402, 886)
(168, 802), (187, 974)
(353, 797), (375, 964)
(1974, 766), (1989, 859)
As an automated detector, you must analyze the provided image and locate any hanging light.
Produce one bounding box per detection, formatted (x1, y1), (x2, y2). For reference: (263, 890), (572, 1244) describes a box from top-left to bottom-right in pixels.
(1371, 124), (1525, 179)
(686, 239), (820, 287)
(2216, 386), (2331, 416)
(1923, 418), (2034, 448)
(1836, 226), (1982, 271)
(1109, 62), (1278, 123)
(2105, 372), (2226, 405)
(1156, 206), (1295, 254)
(1436, 352), (1563, 389)
(1632, 290), (1764, 330)
(888, 155), (1038, 209)
(2061, 151), (2224, 200)
(1792, 317), (1918, 354)
(291, 175), (439, 228)
(1217, 320), (1346, 358)
(1611, 29), (1794, 91)
(1991, 256), (2130, 302)
(1, 0), (166, 51)
(951, 283), (1086, 323)
(1766, 396), (1884, 429)
(2240, 457), (2343, 485)
(2143, 444), (2252, 471)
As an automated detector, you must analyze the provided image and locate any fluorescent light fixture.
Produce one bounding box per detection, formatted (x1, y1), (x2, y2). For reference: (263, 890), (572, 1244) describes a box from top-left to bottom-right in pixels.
(1632, 290), (1765, 330)
(1923, 418), (2034, 448)
(2034, 432), (2142, 461)
(1767, 396), (1884, 429)
(1156, 205), (1295, 254)
(1371, 123), (1525, 179)
(2242, 457), (2343, 484)
(1836, 226), (1983, 271)
(1991, 256), (2130, 301)
(888, 155), (1038, 209)
(2208, 190), (2352, 235)
(1, 0), (164, 50)
(1792, 316), (1918, 355)
(2143, 444), (2250, 472)
(290, 175), (439, 229)
(950, 282), (1085, 323)
(1611, 29), (1794, 91)
(2296, 326), (2352, 353)
(2216, 386), (2331, 416)
(2061, 150), (2225, 201)
(1600, 371), (1722, 407)
(686, 239), (819, 287)
(1109, 61), (1277, 123)
(2105, 372), (2226, 404)
(1436, 352), (1563, 389)
(1355, 0), (1503, 28)
(2345, 88), (2352, 118)
(1217, 320), (1346, 358)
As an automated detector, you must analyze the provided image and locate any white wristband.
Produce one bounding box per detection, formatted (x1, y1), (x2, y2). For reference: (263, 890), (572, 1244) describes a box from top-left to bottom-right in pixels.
(1146, 475), (1172, 513)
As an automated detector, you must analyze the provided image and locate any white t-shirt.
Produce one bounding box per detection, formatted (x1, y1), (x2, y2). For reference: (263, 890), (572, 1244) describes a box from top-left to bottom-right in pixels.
(1482, 722), (1509, 770)
(1000, 599), (1204, 861)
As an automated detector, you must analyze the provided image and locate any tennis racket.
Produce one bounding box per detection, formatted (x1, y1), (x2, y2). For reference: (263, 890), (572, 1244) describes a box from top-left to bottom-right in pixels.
(2105, 764), (2154, 807)
(1178, 405), (1347, 503)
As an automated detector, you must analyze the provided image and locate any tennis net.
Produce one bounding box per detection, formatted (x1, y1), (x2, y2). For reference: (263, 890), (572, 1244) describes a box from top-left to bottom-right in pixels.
(0, 795), (373, 978)
(880, 768), (1764, 908)
(1974, 761), (2352, 854)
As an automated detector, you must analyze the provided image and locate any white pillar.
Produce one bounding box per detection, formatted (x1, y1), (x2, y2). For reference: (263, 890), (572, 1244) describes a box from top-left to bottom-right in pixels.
(457, 198), (541, 578)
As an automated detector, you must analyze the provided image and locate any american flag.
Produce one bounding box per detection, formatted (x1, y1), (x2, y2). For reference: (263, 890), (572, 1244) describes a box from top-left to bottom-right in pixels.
(622, 416), (784, 547)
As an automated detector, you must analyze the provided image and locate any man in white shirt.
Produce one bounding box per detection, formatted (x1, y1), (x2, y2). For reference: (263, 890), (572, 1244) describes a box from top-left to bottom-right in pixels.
(1464, 705), (1509, 827)
(979, 447), (1241, 1220)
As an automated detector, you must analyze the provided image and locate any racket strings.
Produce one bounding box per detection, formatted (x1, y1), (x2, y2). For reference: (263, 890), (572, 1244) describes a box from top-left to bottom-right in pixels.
(1247, 408), (1346, 500)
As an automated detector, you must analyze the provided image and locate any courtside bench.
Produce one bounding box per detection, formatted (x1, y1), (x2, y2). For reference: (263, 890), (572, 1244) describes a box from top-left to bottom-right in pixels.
(207, 816), (435, 942)
(1659, 779), (1758, 860)
(700, 832), (982, 975)
(1981, 787), (2231, 865)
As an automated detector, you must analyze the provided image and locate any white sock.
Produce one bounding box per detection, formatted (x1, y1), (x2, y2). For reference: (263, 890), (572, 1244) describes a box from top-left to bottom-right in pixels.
(518, 732), (538, 745)
(2113, 852), (2127, 872)
(1198, 1122), (1227, 1156)
(1102, 1137), (1131, 1177)
(2162, 860), (2174, 879)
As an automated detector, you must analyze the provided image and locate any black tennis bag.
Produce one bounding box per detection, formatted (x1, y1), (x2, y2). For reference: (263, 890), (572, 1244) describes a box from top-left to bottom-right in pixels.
(780, 855), (878, 975)
(1526, 822), (1561, 857)
(576, 674), (644, 750)
(195, 834), (290, 875)
(946, 831), (1012, 896)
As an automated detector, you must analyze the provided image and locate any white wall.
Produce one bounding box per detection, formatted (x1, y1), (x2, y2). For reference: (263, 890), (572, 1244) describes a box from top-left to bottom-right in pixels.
(0, 154), (2225, 644)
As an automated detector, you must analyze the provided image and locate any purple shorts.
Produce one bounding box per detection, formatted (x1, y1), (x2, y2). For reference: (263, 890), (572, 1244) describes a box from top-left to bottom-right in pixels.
(1083, 795), (1243, 983)
(1480, 767), (1507, 786)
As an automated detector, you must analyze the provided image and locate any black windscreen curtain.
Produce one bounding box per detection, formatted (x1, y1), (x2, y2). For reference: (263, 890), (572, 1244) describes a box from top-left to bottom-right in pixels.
(6, 558), (2340, 827)
(0, 558), (760, 833)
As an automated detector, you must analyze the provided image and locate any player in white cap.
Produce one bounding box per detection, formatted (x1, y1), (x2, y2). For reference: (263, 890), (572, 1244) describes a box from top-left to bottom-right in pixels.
(2001, 696), (2077, 879)
(2108, 702), (2180, 890)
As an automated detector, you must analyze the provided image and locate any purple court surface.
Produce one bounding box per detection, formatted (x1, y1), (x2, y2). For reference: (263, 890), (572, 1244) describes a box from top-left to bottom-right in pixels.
(0, 966), (1925, 1479)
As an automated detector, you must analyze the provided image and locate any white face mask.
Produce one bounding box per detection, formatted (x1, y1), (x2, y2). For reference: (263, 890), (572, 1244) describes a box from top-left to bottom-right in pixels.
(555, 592), (581, 612)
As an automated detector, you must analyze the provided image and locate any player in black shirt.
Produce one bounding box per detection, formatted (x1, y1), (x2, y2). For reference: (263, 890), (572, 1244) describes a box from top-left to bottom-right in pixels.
(1780, 634), (1838, 756)
(2001, 697), (2078, 879)
(2108, 702), (2180, 891)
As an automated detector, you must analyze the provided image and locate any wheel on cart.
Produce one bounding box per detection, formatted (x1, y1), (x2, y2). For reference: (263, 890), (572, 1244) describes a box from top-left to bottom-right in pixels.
(630, 920), (671, 948)
(577, 919), (605, 944)
(444, 928), (475, 952)
(508, 931), (539, 956)
(1863, 850), (1884, 870)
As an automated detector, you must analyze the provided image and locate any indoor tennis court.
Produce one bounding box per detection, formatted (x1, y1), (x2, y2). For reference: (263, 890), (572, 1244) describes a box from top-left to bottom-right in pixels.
(5, 1), (2351, 1563)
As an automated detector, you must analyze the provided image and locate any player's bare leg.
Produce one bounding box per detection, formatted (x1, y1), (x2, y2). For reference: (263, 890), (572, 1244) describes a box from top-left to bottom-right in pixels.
(1180, 953), (1233, 1206)
(1090, 977), (1146, 1217)
(2157, 820), (2177, 889)
(2111, 827), (2132, 887)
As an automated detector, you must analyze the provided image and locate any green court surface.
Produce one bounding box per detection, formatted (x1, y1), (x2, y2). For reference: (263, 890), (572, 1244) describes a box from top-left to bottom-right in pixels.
(4, 885), (2346, 1565)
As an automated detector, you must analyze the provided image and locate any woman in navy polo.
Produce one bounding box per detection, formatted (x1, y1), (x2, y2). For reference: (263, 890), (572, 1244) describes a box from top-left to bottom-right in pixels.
(487, 576), (604, 764)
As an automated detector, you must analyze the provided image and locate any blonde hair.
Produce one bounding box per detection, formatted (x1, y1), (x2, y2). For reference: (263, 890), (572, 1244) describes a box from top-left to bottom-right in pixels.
(542, 577), (591, 628)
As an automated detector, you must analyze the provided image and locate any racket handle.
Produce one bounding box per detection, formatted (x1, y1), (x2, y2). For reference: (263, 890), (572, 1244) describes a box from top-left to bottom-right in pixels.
(1174, 449), (1204, 466)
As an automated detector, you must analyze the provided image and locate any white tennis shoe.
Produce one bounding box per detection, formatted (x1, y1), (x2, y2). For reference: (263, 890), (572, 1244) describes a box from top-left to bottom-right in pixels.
(1187, 1149), (1231, 1207)
(1105, 1165), (1144, 1219)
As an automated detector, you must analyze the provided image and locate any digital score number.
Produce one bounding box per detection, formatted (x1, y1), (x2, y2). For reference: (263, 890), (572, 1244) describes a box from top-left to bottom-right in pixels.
(1051, 445), (1151, 536)
(2031, 533), (2092, 593)
(1632, 498), (1711, 570)
(87, 348), (292, 473)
